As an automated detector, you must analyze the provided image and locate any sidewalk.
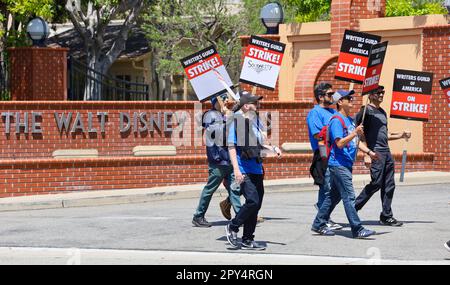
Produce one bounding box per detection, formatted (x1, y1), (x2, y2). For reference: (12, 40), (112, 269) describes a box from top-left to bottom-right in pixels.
(1, 247), (449, 265)
(1, 171), (449, 212)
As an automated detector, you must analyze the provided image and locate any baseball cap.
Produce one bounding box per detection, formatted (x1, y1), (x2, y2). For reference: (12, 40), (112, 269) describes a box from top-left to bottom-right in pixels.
(370, 85), (385, 94)
(332, 89), (355, 103)
(232, 91), (263, 112)
(211, 93), (229, 106)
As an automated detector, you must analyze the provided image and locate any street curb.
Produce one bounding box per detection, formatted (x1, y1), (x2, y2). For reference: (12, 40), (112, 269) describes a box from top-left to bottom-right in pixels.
(0, 171), (449, 212)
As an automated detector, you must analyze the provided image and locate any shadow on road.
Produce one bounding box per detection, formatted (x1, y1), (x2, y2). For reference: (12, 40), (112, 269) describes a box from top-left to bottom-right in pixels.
(361, 220), (435, 226)
(333, 230), (391, 240)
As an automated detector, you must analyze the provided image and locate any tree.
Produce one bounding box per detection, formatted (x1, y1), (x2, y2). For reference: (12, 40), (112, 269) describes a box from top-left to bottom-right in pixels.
(283, 0), (447, 23)
(386, 0), (447, 16)
(65, 0), (150, 100)
(143, 0), (250, 101)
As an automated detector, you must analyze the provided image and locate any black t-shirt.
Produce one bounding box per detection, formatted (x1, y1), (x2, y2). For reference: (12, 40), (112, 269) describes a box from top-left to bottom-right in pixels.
(356, 105), (390, 152)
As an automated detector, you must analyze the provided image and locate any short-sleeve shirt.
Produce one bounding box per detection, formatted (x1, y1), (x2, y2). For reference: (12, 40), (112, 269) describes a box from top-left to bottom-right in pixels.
(227, 114), (263, 175)
(328, 113), (358, 168)
(307, 105), (337, 152)
(355, 105), (389, 152)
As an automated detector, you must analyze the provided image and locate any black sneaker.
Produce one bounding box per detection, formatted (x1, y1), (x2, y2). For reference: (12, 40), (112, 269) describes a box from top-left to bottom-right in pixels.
(354, 228), (376, 239)
(225, 224), (239, 248)
(311, 226), (335, 236)
(192, 216), (211, 227)
(380, 217), (403, 227)
(445, 240), (450, 252)
(241, 240), (266, 250)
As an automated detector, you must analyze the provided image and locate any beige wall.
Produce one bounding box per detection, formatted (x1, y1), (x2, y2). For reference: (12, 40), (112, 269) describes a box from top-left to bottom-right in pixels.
(279, 22), (331, 101)
(278, 14), (449, 154)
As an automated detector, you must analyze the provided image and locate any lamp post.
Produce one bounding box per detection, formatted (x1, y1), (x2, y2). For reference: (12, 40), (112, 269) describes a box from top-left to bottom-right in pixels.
(26, 17), (50, 47)
(260, 1), (284, 35)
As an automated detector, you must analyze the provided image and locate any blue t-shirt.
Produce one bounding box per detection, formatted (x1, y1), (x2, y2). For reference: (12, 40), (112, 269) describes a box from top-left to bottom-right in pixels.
(306, 105), (336, 152)
(227, 117), (264, 175)
(328, 113), (358, 168)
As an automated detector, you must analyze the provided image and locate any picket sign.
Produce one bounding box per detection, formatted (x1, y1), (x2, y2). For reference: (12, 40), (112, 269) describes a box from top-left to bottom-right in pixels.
(389, 69), (434, 182)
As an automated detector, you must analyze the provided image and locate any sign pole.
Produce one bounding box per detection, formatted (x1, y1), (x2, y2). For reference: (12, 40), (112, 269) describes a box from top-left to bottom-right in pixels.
(206, 62), (239, 102)
(252, 85), (258, 94)
(399, 120), (409, 182)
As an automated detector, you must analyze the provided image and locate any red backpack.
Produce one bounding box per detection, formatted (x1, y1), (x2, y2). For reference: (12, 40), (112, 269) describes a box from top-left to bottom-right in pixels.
(317, 115), (348, 160)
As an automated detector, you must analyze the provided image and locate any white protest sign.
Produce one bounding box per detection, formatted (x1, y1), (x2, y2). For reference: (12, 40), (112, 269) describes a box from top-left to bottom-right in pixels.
(181, 46), (233, 102)
(239, 35), (286, 91)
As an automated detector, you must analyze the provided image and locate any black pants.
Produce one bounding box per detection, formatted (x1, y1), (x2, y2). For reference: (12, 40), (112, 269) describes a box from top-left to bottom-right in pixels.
(355, 151), (395, 219)
(230, 174), (264, 241)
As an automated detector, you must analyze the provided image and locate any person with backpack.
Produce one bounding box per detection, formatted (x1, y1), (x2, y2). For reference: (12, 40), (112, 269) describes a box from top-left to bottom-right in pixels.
(306, 82), (342, 230)
(192, 94), (242, 227)
(311, 90), (378, 238)
(225, 91), (281, 250)
(354, 86), (411, 226)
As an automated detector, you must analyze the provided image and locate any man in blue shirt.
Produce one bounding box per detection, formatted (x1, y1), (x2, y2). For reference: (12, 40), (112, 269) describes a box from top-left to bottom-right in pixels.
(225, 91), (281, 250)
(312, 90), (378, 238)
(192, 94), (242, 227)
(306, 82), (341, 230)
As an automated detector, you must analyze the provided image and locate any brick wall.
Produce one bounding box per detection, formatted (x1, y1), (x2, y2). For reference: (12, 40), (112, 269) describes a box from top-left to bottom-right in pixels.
(0, 153), (434, 198)
(0, 101), (312, 159)
(8, 47), (68, 101)
(423, 26), (450, 171)
(0, 100), (434, 197)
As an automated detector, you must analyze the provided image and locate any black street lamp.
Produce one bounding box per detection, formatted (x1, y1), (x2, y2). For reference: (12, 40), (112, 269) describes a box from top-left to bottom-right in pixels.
(260, 1), (284, 35)
(26, 17), (50, 47)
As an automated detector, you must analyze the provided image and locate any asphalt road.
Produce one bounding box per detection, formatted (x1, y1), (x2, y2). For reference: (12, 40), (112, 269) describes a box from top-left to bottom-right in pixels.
(0, 183), (449, 264)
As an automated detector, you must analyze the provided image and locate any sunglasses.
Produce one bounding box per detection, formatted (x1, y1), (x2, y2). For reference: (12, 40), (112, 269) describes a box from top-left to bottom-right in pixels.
(325, 92), (334, 97)
(341, 96), (354, 102)
(376, 91), (385, 95)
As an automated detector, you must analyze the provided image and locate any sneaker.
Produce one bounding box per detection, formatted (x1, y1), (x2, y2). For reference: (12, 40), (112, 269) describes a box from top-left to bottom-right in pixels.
(311, 226), (335, 236)
(380, 217), (403, 227)
(326, 220), (343, 230)
(241, 240), (266, 251)
(225, 224), (239, 248)
(445, 240), (450, 252)
(355, 228), (376, 239)
(219, 199), (232, 220)
(192, 216), (211, 228)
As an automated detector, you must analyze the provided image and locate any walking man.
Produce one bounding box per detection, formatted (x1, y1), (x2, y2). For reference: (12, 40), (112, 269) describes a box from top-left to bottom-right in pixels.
(311, 90), (378, 238)
(225, 91), (280, 249)
(355, 86), (411, 226)
(307, 82), (342, 230)
(192, 94), (241, 227)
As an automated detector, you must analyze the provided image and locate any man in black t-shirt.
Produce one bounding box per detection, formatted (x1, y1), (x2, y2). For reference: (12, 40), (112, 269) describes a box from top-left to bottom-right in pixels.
(355, 86), (411, 227)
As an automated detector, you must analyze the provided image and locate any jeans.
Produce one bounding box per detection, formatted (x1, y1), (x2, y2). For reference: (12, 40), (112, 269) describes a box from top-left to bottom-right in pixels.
(317, 167), (331, 209)
(355, 151), (395, 219)
(229, 174), (264, 241)
(194, 164), (242, 217)
(312, 166), (363, 236)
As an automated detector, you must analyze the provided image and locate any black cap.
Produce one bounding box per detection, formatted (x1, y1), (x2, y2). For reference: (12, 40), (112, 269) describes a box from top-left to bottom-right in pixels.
(232, 91), (263, 112)
(370, 85), (385, 94)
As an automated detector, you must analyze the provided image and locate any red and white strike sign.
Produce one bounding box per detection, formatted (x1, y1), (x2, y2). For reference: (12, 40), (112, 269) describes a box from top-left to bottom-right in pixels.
(362, 41), (388, 95)
(181, 46), (233, 102)
(439, 77), (450, 104)
(390, 69), (434, 122)
(335, 30), (381, 84)
(239, 35), (286, 91)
